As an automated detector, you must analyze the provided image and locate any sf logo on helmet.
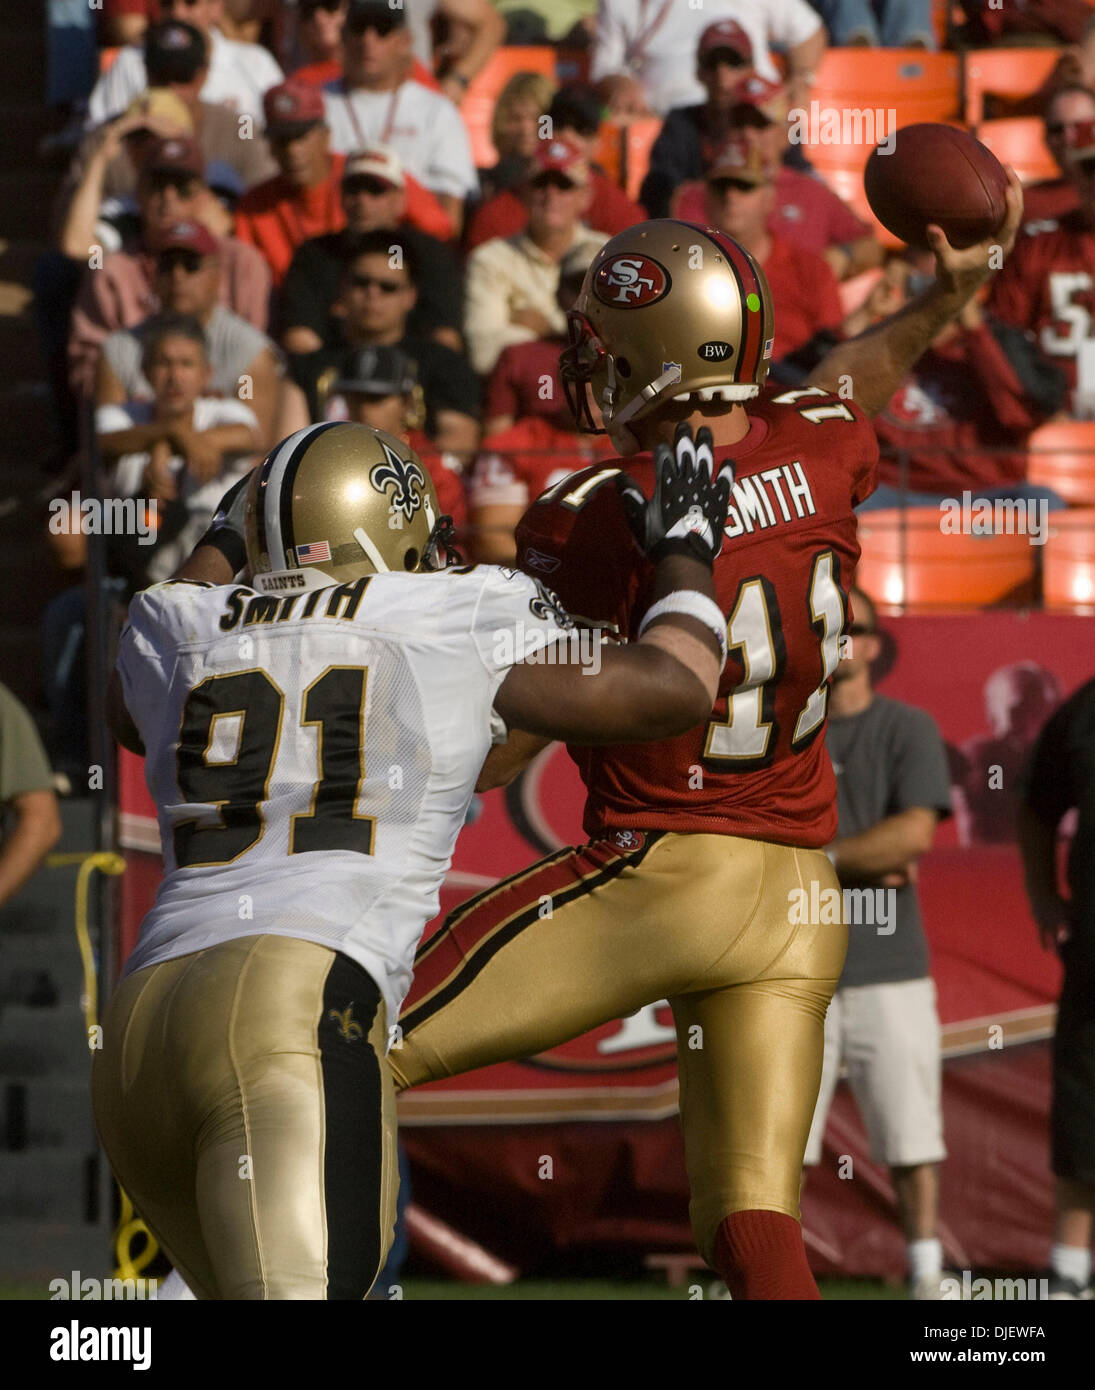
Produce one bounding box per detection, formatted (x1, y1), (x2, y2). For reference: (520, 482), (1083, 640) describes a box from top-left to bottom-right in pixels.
(370, 442), (428, 522)
(594, 254), (669, 308)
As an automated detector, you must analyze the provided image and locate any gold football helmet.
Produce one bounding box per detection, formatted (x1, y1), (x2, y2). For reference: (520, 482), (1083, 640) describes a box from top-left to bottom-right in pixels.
(244, 422), (458, 592)
(561, 220), (775, 450)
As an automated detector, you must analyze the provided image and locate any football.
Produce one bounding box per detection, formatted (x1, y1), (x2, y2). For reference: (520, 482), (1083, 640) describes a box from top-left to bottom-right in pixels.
(863, 122), (1009, 249)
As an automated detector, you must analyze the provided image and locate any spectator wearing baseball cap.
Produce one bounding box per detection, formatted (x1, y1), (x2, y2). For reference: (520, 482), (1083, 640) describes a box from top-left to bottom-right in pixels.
(703, 136), (843, 364)
(279, 145), (464, 360)
(87, 0), (284, 129)
(233, 82), (347, 286)
(467, 82), (647, 251)
(97, 219), (282, 451)
(463, 138), (608, 376)
(591, 0), (825, 116)
(652, 70), (883, 282)
(319, 344), (467, 531)
(322, 0), (478, 236)
(284, 228), (481, 466)
(68, 140), (272, 399)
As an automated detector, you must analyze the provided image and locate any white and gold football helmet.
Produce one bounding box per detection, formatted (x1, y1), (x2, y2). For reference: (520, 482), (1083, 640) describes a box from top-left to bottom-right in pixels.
(244, 422), (458, 592)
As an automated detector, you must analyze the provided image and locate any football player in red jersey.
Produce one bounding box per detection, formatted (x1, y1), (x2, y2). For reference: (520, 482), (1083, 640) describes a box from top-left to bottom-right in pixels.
(391, 187), (1024, 1299)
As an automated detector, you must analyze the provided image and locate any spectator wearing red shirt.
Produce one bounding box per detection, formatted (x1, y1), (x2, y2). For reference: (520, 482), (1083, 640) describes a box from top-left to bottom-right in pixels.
(482, 243), (596, 436)
(990, 117), (1095, 414)
(234, 82), (346, 286)
(467, 416), (618, 564)
(1023, 84), (1095, 224)
(466, 83), (646, 251)
(851, 259), (1068, 511)
(702, 139), (843, 364)
(669, 76), (882, 281)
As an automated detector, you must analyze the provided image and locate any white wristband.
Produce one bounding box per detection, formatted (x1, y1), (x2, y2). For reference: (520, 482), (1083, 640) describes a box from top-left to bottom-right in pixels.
(638, 592), (728, 666)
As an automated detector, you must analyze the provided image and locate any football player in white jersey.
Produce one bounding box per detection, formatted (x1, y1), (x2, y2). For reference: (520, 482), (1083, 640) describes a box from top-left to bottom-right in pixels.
(94, 418), (734, 1299)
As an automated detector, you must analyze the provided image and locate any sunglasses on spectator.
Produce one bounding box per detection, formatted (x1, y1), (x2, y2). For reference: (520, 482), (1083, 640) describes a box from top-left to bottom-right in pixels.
(349, 273), (404, 293)
(530, 172), (579, 191)
(302, 0), (343, 14)
(346, 13), (398, 37)
(700, 51), (748, 72)
(708, 176), (758, 194)
(146, 170), (199, 195)
(161, 0), (203, 9)
(343, 175), (393, 197)
(157, 249), (207, 274)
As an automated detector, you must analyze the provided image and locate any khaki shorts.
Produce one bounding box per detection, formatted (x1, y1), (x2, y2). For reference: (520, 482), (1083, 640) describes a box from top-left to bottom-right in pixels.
(803, 976), (946, 1169)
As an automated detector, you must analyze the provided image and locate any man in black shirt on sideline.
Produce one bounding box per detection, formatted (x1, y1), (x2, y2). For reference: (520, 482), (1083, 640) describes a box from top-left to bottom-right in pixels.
(1019, 673), (1095, 1300)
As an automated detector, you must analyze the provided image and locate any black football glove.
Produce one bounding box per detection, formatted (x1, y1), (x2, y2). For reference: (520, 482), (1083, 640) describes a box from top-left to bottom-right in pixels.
(618, 422), (735, 568)
(196, 470), (252, 573)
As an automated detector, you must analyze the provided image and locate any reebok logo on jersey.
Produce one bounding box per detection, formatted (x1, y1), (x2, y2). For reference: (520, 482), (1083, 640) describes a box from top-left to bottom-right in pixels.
(524, 548), (561, 574)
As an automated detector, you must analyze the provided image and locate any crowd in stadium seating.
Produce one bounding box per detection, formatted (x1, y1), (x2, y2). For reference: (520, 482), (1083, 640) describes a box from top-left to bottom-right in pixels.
(33, 0), (1095, 754)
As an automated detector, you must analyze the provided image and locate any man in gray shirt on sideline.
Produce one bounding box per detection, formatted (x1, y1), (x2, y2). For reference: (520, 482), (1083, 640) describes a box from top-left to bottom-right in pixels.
(803, 586), (954, 1299)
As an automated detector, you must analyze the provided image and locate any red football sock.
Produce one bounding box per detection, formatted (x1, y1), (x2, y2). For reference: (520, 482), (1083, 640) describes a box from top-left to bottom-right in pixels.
(712, 1209), (820, 1300)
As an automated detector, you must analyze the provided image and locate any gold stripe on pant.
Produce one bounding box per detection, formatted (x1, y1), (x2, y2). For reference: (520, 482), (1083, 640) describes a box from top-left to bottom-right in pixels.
(391, 832), (846, 1266)
(92, 935), (398, 1300)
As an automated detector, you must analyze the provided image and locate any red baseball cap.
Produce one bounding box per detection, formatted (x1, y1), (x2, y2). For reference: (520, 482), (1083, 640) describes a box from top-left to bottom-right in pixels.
(698, 19), (753, 66)
(729, 75), (788, 124)
(528, 136), (590, 187)
(263, 81), (326, 140)
(142, 134), (205, 177)
(157, 221), (220, 258)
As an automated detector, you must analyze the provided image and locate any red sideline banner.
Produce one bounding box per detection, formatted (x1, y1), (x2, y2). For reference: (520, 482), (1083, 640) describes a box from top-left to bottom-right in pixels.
(116, 614), (1087, 1276)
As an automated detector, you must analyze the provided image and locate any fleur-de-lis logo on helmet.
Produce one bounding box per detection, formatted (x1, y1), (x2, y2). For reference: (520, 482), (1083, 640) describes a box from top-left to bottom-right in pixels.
(370, 441), (429, 523)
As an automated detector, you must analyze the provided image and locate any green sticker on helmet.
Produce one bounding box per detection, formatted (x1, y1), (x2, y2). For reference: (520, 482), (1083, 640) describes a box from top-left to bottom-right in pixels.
(746, 292), (761, 312)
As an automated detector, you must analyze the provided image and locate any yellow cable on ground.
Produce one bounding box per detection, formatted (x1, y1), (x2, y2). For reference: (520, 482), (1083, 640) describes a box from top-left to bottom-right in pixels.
(46, 849), (157, 1281)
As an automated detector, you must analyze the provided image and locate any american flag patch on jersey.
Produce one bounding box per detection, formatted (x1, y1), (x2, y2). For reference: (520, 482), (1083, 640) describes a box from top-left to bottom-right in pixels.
(295, 541), (332, 564)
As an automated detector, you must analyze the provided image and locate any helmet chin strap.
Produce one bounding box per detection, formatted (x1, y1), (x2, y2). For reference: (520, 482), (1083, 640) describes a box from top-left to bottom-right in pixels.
(608, 359), (684, 434)
(353, 526), (390, 573)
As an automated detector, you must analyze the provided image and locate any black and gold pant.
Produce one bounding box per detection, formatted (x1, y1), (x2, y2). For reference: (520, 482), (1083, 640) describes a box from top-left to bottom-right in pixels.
(392, 831), (846, 1266)
(92, 935), (398, 1300)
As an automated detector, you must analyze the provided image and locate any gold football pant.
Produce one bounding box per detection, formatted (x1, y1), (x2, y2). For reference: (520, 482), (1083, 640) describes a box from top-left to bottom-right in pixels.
(391, 831), (846, 1266)
(92, 935), (398, 1300)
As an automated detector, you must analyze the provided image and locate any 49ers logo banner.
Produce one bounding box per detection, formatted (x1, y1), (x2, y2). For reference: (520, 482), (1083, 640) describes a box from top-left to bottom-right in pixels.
(593, 254), (670, 308)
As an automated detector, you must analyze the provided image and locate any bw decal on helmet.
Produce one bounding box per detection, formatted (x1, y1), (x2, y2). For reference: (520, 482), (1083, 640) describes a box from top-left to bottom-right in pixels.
(245, 422), (459, 592)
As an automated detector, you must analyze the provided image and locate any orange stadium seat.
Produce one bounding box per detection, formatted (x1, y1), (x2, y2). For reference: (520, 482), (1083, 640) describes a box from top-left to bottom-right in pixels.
(854, 507), (1037, 610)
(963, 48), (1061, 127)
(462, 46), (557, 168)
(800, 50), (961, 250)
(596, 117), (662, 202)
(1043, 508), (1095, 612)
(807, 48), (960, 127)
(976, 117), (1057, 185)
(1027, 421), (1095, 505)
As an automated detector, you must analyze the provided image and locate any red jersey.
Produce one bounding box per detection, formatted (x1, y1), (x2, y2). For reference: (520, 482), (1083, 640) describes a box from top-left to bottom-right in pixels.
(873, 323), (1045, 492)
(407, 427), (467, 530)
(469, 417), (618, 511)
(988, 208), (1095, 407)
(515, 386), (878, 847)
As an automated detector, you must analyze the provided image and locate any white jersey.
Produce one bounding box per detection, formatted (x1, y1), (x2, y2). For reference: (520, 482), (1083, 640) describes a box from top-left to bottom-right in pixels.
(118, 565), (571, 1024)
